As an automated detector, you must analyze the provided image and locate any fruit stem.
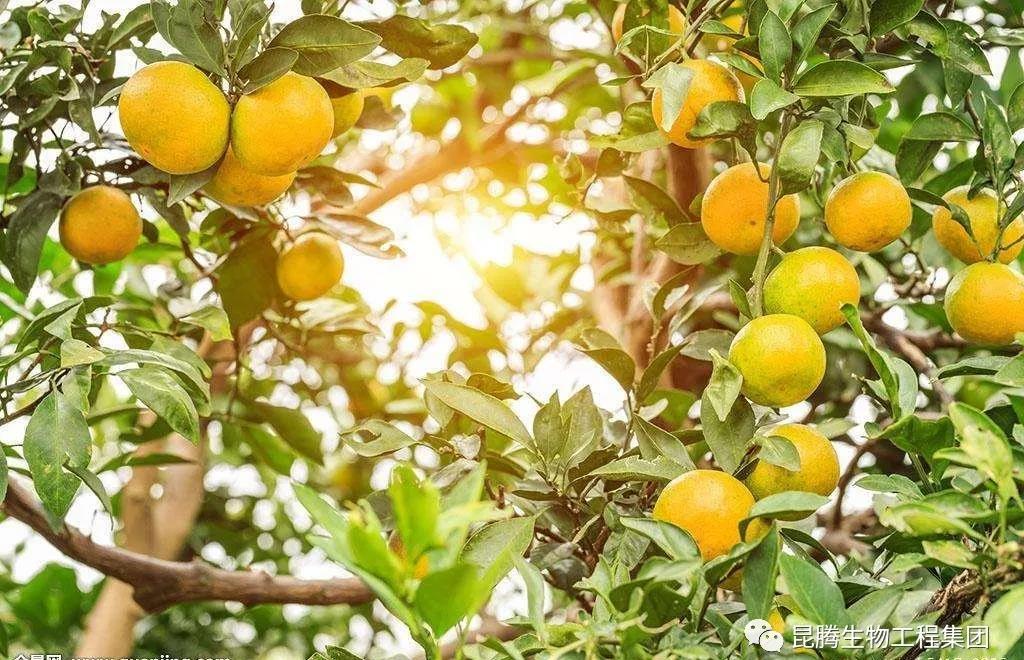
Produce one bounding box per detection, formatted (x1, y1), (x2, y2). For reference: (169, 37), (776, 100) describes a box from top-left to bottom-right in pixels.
(749, 114), (793, 316)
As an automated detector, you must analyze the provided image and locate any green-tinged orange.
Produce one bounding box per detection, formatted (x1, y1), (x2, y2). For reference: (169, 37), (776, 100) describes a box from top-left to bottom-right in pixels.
(204, 148), (295, 207)
(651, 59), (744, 149)
(330, 90), (365, 137)
(746, 424), (840, 500)
(944, 262), (1024, 346)
(276, 233), (345, 301)
(729, 314), (826, 407)
(60, 186), (142, 265)
(932, 187), (1024, 264)
(701, 162), (801, 255)
(232, 72), (334, 176)
(653, 469), (755, 561)
(611, 2), (687, 42)
(764, 247), (861, 334)
(118, 61), (230, 174)
(825, 171), (911, 252)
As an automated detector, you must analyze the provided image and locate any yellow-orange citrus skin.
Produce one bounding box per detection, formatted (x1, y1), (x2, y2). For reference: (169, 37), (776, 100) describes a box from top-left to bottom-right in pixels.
(653, 469), (755, 561)
(363, 86), (398, 110)
(231, 72), (334, 176)
(729, 314), (826, 407)
(746, 424), (839, 500)
(331, 91), (365, 137)
(944, 262), (1024, 346)
(276, 233), (344, 302)
(118, 61), (230, 175)
(204, 148), (295, 207)
(825, 172), (911, 252)
(651, 59), (744, 149)
(701, 162), (801, 255)
(59, 186), (142, 265)
(764, 247), (861, 334)
(932, 187), (1024, 264)
(611, 2), (687, 42)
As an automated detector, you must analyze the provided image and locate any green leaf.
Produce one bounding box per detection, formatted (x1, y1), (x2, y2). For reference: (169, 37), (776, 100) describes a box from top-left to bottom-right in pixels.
(520, 59), (595, 97)
(1, 191), (62, 293)
(513, 555), (547, 644)
(904, 112), (977, 141)
(870, 0), (924, 36)
(777, 119), (823, 195)
(748, 491), (830, 522)
(700, 391), (754, 473)
(949, 403), (1019, 503)
(792, 60), (894, 97)
(309, 647), (362, 660)
(743, 525), (780, 619)
(705, 349), (742, 421)
(59, 339), (104, 367)
(390, 464), (440, 560)
(637, 340), (689, 401)
(588, 455), (684, 482)
(757, 432), (800, 471)
(238, 46), (298, 92)
(63, 463), (113, 515)
(216, 234), (280, 329)
(966, 583), (1024, 658)
(749, 78), (800, 120)
(842, 304), (904, 417)
(414, 563), (483, 636)
(634, 417), (696, 470)
(156, 0), (227, 75)
(655, 223), (722, 265)
(367, 15), (477, 70)
(248, 401), (323, 464)
(342, 420), (416, 457)
(779, 553), (851, 625)
(581, 347), (635, 391)
(643, 62), (695, 132)
(119, 367), (200, 443)
(319, 57), (429, 89)
(294, 483), (349, 541)
(268, 15), (380, 75)
(688, 101), (756, 147)
(1008, 83), (1024, 132)
(24, 391), (91, 523)
(624, 175), (688, 226)
(224, 421), (296, 476)
(181, 305), (232, 342)
(460, 516), (533, 610)
(620, 517), (700, 561)
(758, 11), (792, 83)
(792, 4), (836, 64)
(422, 380), (533, 448)
(0, 450), (8, 504)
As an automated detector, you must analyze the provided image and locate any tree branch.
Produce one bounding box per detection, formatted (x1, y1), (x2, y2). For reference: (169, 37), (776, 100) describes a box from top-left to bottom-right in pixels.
(1, 478), (374, 613)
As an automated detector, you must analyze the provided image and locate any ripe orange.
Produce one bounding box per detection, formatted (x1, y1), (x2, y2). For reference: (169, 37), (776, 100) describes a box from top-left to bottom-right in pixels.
(276, 233), (345, 301)
(729, 314), (826, 407)
(118, 61), (230, 174)
(701, 162), (801, 255)
(611, 2), (687, 42)
(330, 90), (365, 137)
(746, 424), (839, 500)
(231, 72), (334, 176)
(204, 148), (295, 207)
(825, 172), (911, 252)
(59, 186), (142, 265)
(651, 59), (744, 149)
(932, 187), (1024, 264)
(944, 262), (1024, 346)
(763, 247), (861, 334)
(653, 469), (755, 561)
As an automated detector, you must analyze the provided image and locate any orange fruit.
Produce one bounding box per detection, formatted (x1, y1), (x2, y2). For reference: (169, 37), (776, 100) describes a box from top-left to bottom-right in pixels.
(653, 469), (755, 561)
(932, 187), (1024, 264)
(330, 90), (365, 137)
(276, 233), (345, 301)
(118, 61), (230, 174)
(60, 186), (142, 265)
(611, 2), (687, 42)
(825, 172), (911, 252)
(729, 314), (826, 407)
(204, 148), (295, 207)
(746, 424), (839, 500)
(701, 162), (801, 255)
(944, 262), (1024, 346)
(763, 247), (861, 334)
(651, 59), (744, 149)
(231, 72), (334, 176)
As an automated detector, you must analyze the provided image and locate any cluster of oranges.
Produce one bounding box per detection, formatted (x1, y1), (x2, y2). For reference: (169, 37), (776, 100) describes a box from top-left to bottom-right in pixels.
(58, 60), (368, 302)
(603, 0), (1024, 595)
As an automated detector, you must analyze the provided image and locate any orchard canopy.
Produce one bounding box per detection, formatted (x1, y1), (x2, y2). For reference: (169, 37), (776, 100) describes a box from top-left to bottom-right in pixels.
(4, 0), (1024, 658)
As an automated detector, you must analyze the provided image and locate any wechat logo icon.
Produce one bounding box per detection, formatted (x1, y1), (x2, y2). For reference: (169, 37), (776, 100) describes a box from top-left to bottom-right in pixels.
(745, 619), (784, 653)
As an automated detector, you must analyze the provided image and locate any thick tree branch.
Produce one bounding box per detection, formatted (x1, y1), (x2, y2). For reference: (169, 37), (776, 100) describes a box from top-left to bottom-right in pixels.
(1, 478), (374, 613)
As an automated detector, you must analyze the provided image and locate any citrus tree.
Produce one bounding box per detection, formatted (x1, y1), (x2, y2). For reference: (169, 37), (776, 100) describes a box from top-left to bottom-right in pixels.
(2, 0), (1024, 658)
